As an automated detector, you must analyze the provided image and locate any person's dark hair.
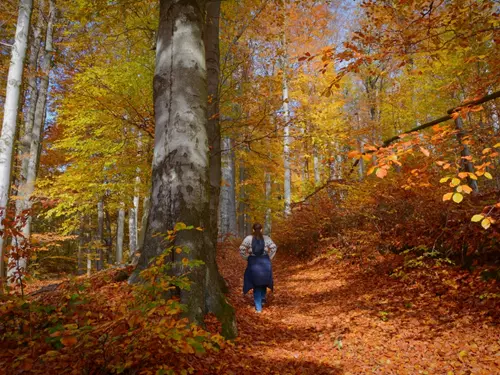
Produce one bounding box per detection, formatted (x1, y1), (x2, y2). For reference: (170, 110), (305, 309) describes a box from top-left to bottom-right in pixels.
(252, 223), (264, 240)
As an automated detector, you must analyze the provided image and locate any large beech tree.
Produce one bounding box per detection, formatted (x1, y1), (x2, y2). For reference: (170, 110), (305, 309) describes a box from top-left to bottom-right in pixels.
(131, 0), (236, 338)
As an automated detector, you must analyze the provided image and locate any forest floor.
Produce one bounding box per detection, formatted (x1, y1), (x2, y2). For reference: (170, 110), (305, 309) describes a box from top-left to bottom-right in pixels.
(210, 246), (499, 375)
(10, 246), (500, 374)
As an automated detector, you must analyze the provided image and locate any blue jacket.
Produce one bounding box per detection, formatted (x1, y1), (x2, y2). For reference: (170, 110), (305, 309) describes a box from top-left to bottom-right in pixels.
(243, 254), (273, 294)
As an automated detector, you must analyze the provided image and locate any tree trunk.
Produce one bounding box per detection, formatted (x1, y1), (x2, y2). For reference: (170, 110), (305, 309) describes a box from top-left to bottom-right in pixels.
(8, 0), (55, 278)
(264, 171), (272, 234)
(17, 2), (44, 191)
(0, 0), (33, 278)
(130, 0), (236, 339)
(96, 200), (104, 270)
(313, 144), (321, 186)
(205, 0), (221, 246)
(282, 35), (291, 217)
(116, 205), (125, 264)
(137, 196), (150, 251)
(219, 136), (237, 238)
(455, 117), (479, 193)
(237, 160), (247, 237)
(128, 195), (138, 257)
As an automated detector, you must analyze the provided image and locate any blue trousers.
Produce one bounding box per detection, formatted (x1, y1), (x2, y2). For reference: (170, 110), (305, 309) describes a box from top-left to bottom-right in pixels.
(254, 286), (267, 312)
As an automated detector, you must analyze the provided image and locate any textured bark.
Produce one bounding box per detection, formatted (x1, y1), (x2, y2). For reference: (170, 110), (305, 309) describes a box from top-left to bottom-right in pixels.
(205, 0), (221, 246)
(0, 0), (33, 278)
(116, 205), (125, 264)
(8, 0), (55, 278)
(219, 137), (237, 238)
(17, 2), (44, 190)
(131, 0), (236, 338)
(281, 34), (291, 217)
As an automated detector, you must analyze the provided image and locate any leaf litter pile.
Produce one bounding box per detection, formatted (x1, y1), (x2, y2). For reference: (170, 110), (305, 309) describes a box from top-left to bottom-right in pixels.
(1, 246), (499, 374)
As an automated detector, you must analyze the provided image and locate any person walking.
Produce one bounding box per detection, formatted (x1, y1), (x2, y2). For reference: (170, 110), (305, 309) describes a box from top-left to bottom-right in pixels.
(239, 223), (277, 313)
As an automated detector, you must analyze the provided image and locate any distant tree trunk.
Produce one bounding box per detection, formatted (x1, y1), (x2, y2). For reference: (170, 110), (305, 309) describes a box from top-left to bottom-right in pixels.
(137, 196), (150, 252)
(130, 0), (236, 338)
(77, 217), (85, 274)
(8, 0), (55, 278)
(237, 160), (247, 237)
(0, 0), (33, 278)
(128, 194), (139, 256)
(313, 144), (321, 186)
(219, 136), (237, 238)
(116, 205), (125, 264)
(264, 172), (272, 234)
(87, 216), (92, 276)
(282, 35), (291, 217)
(455, 117), (479, 193)
(96, 200), (104, 270)
(129, 131), (141, 256)
(104, 209), (113, 263)
(205, 0), (221, 246)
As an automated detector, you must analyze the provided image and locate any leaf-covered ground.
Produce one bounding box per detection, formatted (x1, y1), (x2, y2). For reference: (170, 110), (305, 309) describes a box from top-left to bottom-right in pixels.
(211, 247), (499, 374)
(5, 247), (499, 374)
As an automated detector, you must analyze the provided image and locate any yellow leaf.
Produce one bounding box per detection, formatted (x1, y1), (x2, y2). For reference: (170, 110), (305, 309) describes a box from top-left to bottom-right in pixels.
(471, 214), (484, 222)
(195, 227), (203, 231)
(450, 178), (460, 187)
(468, 173), (477, 180)
(456, 185), (463, 193)
(452, 193), (463, 203)
(443, 193), (453, 201)
(481, 218), (491, 229)
(175, 247), (182, 254)
(367, 166), (376, 175)
(348, 150), (360, 158)
(182, 258), (189, 266)
(458, 350), (468, 362)
(439, 177), (450, 183)
(484, 172), (492, 179)
(493, 143), (500, 148)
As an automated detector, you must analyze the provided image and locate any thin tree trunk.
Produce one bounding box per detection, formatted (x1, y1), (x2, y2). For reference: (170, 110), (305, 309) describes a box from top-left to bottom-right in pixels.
(116, 205), (125, 264)
(237, 160), (246, 237)
(8, 0), (55, 278)
(264, 171), (272, 234)
(129, 131), (141, 256)
(455, 117), (479, 192)
(130, 0), (236, 338)
(128, 194), (138, 256)
(0, 0), (33, 278)
(219, 136), (237, 238)
(282, 33), (291, 217)
(137, 196), (150, 251)
(96, 200), (104, 270)
(313, 144), (320, 186)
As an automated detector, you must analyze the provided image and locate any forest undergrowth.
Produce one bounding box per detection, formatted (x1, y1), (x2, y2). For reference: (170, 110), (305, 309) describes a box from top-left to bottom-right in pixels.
(1, 231), (498, 374)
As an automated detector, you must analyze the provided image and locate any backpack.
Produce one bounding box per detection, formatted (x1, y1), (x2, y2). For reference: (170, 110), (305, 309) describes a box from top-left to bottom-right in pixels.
(251, 236), (266, 257)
